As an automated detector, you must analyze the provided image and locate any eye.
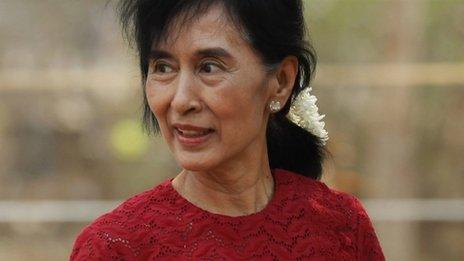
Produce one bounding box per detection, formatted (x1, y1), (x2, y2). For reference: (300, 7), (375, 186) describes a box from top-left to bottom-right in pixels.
(200, 61), (222, 74)
(153, 63), (174, 73)
(151, 61), (174, 74)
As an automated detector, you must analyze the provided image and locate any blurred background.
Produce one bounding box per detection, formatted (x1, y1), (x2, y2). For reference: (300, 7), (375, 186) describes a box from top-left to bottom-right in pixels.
(0, 0), (463, 260)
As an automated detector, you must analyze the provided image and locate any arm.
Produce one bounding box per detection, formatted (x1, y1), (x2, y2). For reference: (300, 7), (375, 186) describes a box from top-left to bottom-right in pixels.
(351, 196), (385, 261)
(70, 225), (108, 261)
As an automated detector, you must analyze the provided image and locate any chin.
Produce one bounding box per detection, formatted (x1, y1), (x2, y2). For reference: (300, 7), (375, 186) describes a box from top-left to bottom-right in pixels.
(171, 142), (230, 172)
(178, 162), (216, 172)
(176, 155), (219, 172)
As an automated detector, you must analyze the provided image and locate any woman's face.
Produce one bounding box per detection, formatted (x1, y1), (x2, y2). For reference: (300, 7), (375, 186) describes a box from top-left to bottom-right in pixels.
(145, 5), (277, 171)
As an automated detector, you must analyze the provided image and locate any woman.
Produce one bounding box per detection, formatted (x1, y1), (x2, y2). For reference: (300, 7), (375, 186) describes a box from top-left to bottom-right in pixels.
(71, 0), (385, 260)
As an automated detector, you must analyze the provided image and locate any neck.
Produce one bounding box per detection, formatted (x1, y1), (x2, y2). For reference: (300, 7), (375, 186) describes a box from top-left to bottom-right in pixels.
(171, 137), (274, 217)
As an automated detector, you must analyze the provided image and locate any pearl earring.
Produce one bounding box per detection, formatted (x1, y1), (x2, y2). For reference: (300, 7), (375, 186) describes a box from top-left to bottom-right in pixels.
(269, 100), (281, 113)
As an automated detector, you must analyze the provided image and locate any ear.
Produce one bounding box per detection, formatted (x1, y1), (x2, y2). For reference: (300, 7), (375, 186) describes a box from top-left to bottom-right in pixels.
(269, 56), (298, 106)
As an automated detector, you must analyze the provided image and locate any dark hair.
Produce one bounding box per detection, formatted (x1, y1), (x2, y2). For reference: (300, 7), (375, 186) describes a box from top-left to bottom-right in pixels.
(117, 0), (328, 180)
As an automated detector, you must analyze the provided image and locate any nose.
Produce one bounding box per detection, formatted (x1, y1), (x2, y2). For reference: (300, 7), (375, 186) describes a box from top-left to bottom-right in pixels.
(171, 71), (202, 115)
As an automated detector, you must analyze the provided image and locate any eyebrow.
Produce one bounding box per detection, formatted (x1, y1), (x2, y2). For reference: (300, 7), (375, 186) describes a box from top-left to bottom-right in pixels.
(148, 47), (233, 60)
(196, 48), (233, 59)
(148, 50), (173, 60)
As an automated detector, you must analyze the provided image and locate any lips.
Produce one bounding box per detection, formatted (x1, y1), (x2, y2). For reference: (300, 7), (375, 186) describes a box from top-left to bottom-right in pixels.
(176, 128), (212, 137)
(172, 123), (215, 142)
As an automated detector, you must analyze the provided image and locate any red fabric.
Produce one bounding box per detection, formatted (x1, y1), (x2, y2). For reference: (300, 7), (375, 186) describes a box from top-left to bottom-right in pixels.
(70, 168), (385, 260)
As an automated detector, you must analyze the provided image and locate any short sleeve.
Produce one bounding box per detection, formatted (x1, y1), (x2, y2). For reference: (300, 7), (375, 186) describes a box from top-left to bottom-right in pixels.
(70, 225), (108, 260)
(351, 196), (385, 261)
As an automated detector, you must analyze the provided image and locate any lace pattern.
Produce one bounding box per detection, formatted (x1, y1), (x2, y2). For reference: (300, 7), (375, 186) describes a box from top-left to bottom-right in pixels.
(70, 168), (385, 260)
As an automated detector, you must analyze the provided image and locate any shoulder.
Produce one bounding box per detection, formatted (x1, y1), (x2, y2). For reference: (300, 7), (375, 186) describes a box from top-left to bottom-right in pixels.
(275, 169), (385, 259)
(70, 178), (175, 260)
(275, 168), (374, 229)
(276, 168), (364, 213)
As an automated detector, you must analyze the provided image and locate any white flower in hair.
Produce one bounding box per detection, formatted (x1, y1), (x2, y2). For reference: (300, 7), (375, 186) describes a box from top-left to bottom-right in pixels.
(286, 87), (329, 145)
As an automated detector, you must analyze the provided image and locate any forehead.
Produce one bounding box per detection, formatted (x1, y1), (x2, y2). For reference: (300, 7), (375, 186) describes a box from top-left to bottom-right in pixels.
(153, 4), (247, 52)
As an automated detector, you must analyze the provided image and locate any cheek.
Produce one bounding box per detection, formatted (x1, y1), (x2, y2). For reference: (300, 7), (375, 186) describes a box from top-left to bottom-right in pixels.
(145, 81), (156, 110)
(145, 82), (171, 132)
(146, 81), (164, 115)
(232, 76), (267, 113)
(213, 80), (267, 133)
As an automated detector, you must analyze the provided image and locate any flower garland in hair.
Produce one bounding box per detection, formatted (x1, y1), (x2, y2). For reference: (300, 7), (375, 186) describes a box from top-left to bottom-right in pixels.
(286, 87), (329, 145)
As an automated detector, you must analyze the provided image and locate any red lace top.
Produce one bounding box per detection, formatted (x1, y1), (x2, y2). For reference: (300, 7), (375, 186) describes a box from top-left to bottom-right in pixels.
(70, 168), (385, 260)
